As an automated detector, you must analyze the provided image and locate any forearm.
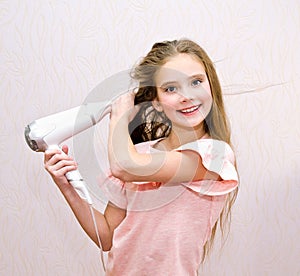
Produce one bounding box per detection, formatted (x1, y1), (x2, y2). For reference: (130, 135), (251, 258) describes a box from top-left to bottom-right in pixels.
(44, 147), (114, 250)
(108, 117), (219, 184)
(108, 116), (166, 181)
(108, 116), (135, 176)
(58, 185), (112, 251)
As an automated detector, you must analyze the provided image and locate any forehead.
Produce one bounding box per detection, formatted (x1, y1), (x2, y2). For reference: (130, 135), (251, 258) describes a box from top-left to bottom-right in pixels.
(155, 53), (206, 85)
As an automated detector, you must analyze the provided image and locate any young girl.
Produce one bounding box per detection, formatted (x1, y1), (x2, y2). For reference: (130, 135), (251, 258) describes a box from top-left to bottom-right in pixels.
(44, 39), (239, 275)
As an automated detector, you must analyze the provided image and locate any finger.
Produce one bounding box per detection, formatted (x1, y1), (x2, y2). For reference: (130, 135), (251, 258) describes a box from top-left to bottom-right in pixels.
(44, 148), (61, 163)
(45, 150), (73, 167)
(46, 159), (77, 176)
(131, 89), (137, 97)
(48, 165), (77, 182)
(61, 145), (69, 155)
(133, 87), (139, 94)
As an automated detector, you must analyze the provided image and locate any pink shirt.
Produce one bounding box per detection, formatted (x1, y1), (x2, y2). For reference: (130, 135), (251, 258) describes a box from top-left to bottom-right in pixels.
(99, 138), (238, 275)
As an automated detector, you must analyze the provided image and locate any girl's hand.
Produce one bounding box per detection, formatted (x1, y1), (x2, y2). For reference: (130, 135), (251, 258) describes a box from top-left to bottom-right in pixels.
(44, 145), (77, 191)
(110, 91), (139, 123)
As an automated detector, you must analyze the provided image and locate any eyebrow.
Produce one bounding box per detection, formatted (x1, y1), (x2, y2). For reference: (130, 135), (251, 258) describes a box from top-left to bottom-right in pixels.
(189, 73), (206, 79)
(159, 81), (177, 87)
(158, 73), (206, 87)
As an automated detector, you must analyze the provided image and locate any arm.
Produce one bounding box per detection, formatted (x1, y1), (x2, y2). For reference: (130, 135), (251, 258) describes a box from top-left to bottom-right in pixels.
(44, 145), (126, 251)
(108, 93), (220, 184)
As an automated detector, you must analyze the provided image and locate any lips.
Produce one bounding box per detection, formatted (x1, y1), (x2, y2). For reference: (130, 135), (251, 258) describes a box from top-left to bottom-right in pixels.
(178, 105), (201, 114)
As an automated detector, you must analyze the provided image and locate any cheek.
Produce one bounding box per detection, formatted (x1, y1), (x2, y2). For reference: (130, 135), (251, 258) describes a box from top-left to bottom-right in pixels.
(199, 83), (212, 101)
(205, 90), (213, 103)
(205, 93), (213, 110)
(200, 86), (213, 114)
(202, 82), (212, 96)
(160, 100), (177, 113)
(157, 93), (177, 109)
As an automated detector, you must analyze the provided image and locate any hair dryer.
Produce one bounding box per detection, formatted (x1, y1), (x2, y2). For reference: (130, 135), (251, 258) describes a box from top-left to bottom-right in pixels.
(24, 102), (111, 205)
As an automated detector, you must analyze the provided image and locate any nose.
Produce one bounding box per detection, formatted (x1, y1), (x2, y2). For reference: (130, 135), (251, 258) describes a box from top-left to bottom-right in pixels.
(179, 86), (194, 102)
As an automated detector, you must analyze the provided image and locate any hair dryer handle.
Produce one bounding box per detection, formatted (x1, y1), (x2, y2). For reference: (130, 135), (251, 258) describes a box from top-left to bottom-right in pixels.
(66, 170), (93, 205)
(48, 145), (93, 205)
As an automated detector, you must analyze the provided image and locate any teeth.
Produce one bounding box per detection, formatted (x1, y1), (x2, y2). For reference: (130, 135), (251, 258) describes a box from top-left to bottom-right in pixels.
(180, 105), (199, 113)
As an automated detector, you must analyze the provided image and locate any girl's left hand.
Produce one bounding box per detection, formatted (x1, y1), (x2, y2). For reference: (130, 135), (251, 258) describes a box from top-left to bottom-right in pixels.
(110, 90), (140, 123)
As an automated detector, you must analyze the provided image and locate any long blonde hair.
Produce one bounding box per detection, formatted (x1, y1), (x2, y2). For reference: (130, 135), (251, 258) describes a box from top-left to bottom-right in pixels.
(130, 39), (238, 261)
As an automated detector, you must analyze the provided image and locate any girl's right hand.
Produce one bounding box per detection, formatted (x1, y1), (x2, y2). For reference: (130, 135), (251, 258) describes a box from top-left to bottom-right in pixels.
(110, 91), (140, 123)
(44, 145), (78, 191)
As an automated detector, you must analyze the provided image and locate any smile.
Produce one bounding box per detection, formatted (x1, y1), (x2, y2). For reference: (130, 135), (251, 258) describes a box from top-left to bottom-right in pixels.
(178, 105), (201, 114)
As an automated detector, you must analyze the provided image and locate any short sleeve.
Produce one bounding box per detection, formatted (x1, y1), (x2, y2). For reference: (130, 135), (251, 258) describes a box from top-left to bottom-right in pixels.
(98, 170), (127, 209)
(178, 139), (239, 196)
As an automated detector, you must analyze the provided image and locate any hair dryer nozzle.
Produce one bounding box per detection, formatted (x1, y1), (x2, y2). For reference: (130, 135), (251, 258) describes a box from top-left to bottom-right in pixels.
(24, 124), (40, 152)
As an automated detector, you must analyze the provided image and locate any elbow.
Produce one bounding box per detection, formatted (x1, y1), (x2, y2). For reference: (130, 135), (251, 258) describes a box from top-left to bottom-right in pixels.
(110, 161), (135, 182)
(101, 241), (112, 252)
(98, 230), (113, 252)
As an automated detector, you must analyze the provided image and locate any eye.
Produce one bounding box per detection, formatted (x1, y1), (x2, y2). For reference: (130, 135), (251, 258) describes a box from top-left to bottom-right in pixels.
(164, 86), (177, 93)
(191, 79), (202, 87)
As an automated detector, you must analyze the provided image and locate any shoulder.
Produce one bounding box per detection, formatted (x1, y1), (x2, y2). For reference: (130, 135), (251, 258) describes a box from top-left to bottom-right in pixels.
(177, 138), (236, 164)
(178, 138), (233, 153)
(180, 138), (239, 193)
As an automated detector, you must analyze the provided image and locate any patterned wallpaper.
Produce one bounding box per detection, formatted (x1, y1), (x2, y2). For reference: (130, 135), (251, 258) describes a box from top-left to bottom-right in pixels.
(1, 0), (299, 275)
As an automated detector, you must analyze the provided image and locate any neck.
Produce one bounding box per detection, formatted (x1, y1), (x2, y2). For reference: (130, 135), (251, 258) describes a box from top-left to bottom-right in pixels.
(163, 124), (206, 150)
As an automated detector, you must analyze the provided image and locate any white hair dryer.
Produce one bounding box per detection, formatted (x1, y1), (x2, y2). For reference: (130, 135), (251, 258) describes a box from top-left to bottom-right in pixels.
(24, 102), (111, 205)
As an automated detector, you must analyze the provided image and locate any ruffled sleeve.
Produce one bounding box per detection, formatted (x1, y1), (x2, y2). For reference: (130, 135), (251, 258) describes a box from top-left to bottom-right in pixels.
(178, 139), (239, 196)
(97, 170), (128, 209)
(96, 140), (159, 210)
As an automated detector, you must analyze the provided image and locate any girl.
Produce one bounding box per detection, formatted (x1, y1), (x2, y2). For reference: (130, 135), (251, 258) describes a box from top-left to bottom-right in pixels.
(44, 39), (239, 275)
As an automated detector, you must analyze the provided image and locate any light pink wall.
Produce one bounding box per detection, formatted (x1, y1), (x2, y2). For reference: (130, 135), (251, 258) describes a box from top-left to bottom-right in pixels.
(1, 0), (299, 275)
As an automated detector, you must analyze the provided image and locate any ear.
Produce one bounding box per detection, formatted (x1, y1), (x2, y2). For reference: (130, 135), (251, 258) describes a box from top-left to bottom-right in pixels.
(152, 99), (163, 112)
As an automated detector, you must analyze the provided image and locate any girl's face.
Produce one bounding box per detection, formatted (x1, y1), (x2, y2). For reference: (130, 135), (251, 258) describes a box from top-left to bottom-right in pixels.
(154, 53), (212, 133)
